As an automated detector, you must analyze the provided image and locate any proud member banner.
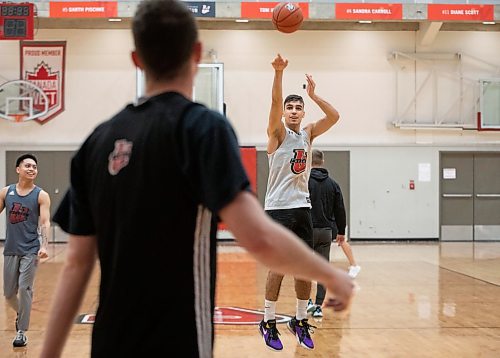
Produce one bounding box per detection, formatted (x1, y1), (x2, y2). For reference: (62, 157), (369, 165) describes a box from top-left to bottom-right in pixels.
(20, 41), (66, 124)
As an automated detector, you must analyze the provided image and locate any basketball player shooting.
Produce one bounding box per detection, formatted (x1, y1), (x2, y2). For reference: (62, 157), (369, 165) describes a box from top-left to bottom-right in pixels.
(259, 53), (345, 351)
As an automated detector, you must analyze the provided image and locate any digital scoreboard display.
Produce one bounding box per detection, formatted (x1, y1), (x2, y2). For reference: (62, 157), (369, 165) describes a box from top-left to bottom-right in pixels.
(0, 3), (34, 40)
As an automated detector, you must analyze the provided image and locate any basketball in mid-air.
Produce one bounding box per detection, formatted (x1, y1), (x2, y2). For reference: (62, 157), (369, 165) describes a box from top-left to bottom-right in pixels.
(272, 2), (303, 34)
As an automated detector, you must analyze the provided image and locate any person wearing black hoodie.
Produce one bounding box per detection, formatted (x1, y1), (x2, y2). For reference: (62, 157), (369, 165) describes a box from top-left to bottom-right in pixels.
(307, 149), (360, 318)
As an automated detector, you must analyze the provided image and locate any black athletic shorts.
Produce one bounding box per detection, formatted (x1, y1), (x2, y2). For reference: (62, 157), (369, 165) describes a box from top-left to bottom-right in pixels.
(266, 207), (313, 249)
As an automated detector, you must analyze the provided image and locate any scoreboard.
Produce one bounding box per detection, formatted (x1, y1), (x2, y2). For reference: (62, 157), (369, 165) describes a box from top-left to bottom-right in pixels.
(0, 3), (34, 40)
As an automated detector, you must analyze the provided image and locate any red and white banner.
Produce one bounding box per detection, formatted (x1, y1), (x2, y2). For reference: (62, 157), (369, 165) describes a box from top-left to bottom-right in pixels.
(241, 2), (309, 19)
(20, 41), (66, 124)
(335, 3), (402, 20)
(49, 1), (118, 18)
(428, 4), (494, 22)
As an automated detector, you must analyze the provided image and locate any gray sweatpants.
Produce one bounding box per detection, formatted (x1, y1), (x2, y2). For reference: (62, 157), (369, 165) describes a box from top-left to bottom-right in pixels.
(3, 254), (38, 331)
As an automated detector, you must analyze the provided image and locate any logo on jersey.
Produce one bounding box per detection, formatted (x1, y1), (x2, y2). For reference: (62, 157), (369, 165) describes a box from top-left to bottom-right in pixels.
(290, 149), (307, 174)
(108, 139), (133, 175)
(9, 202), (30, 224)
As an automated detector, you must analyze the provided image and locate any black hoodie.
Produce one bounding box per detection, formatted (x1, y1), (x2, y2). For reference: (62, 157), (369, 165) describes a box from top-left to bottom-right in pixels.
(308, 167), (346, 234)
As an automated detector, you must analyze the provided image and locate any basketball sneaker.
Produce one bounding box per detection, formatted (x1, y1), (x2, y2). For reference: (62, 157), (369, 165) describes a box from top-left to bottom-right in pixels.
(13, 330), (27, 347)
(258, 319), (283, 351)
(312, 306), (323, 318)
(306, 299), (316, 314)
(287, 317), (316, 350)
(348, 265), (361, 278)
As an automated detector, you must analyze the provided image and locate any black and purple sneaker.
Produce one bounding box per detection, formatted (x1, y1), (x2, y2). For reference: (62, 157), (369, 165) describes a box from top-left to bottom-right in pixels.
(258, 319), (283, 351)
(287, 317), (315, 350)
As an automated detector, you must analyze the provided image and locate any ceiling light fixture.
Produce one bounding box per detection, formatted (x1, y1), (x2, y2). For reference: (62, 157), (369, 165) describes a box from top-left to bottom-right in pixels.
(108, 18), (122, 22)
(482, 21), (496, 25)
(358, 20), (372, 24)
(235, 19), (249, 23)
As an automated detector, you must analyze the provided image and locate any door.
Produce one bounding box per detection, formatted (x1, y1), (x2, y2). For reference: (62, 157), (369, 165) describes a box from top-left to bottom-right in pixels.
(440, 153), (474, 241)
(440, 152), (500, 241)
(474, 154), (500, 241)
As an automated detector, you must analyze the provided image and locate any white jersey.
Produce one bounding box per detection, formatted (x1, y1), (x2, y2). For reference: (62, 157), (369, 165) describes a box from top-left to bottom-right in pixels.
(264, 127), (312, 210)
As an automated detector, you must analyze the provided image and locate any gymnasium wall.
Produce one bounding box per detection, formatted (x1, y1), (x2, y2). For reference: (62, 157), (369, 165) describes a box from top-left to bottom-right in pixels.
(1, 28), (500, 239)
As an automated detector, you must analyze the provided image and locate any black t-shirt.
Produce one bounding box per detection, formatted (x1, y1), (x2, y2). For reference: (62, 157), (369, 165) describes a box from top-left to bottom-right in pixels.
(54, 92), (250, 357)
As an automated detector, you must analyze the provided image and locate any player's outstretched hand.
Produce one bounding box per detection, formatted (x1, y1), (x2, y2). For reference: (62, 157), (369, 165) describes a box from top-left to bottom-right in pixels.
(305, 73), (317, 99)
(272, 53), (288, 71)
(322, 269), (355, 312)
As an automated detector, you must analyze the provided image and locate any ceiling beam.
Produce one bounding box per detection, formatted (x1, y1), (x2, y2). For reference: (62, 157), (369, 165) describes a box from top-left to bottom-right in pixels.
(418, 21), (443, 46)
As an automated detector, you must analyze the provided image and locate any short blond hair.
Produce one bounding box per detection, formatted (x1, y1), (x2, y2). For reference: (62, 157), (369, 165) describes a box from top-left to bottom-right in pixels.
(311, 149), (323, 166)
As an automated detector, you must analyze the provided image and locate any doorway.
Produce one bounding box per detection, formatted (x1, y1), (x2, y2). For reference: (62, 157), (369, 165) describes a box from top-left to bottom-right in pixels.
(440, 152), (500, 241)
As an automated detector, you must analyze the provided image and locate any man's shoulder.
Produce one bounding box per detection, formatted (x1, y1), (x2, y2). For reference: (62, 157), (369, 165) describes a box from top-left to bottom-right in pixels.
(184, 105), (230, 131)
(84, 105), (134, 139)
(328, 175), (337, 183)
(1, 184), (15, 193)
(301, 123), (313, 135)
(187, 103), (224, 119)
(37, 188), (50, 198)
(330, 177), (342, 190)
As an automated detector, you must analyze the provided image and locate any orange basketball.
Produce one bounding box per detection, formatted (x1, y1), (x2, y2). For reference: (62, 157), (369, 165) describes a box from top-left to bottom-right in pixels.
(272, 2), (303, 34)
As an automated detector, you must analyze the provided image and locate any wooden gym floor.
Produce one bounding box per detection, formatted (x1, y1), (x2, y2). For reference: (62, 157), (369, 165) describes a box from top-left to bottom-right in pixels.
(1, 241), (500, 357)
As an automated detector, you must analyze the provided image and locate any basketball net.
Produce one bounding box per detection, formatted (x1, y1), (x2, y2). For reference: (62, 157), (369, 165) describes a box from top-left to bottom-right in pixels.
(12, 114), (27, 123)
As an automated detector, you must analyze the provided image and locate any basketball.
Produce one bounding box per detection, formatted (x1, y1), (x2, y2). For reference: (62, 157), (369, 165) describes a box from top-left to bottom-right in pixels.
(272, 2), (303, 34)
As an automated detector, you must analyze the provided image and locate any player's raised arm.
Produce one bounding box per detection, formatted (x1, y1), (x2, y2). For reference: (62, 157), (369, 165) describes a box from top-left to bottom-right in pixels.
(303, 74), (340, 141)
(267, 54), (288, 153)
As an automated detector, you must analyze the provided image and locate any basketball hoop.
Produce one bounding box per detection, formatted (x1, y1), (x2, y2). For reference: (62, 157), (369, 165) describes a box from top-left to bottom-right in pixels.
(12, 114), (28, 123)
(0, 80), (49, 122)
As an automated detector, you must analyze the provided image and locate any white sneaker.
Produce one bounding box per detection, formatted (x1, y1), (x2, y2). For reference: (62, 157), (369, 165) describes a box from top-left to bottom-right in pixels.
(13, 330), (27, 347)
(312, 306), (323, 318)
(306, 299), (316, 314)
(348, 265), (361, 278)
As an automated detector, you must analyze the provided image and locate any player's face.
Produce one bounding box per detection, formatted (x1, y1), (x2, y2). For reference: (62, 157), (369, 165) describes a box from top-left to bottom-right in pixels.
(283, 101), (305, 127)
(17, 159), (38, 180)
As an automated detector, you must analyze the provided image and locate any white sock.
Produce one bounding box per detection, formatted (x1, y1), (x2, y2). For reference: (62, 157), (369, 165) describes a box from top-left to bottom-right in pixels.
(264, 299), (277, 322)
(296, 299), (308, 320)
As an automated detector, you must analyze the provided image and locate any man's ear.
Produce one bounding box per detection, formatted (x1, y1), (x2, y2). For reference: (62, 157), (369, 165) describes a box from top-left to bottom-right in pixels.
(193, 41), (202, 65)
(131, 50), (143, 69)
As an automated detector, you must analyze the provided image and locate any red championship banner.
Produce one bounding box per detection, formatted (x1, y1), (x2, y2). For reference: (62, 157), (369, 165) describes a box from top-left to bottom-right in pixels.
(428, 4), (494, 22)
(20, 41), (66, 124)
(50, 2), (118, 18)
(241, 2), (309, 19)
(336, 3), (402, 20)
(217, 146), (257, 237)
